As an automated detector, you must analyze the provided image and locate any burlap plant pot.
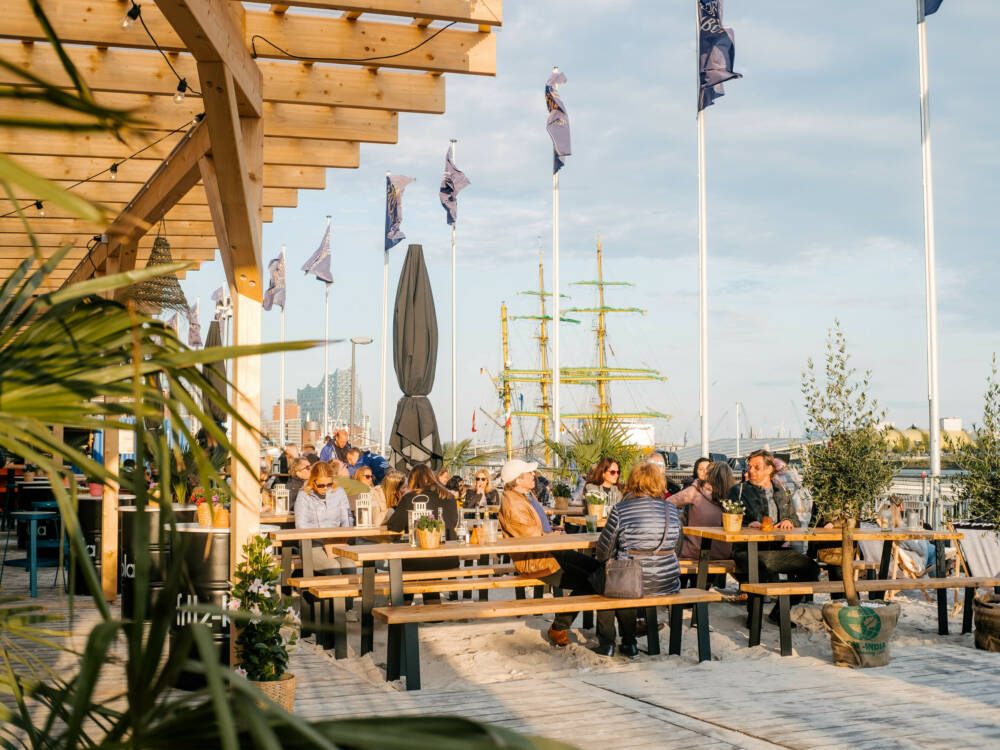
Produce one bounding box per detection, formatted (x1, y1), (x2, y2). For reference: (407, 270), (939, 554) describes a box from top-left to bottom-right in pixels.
(974, 594), (1000, 652)
(822, 600), (901, 668)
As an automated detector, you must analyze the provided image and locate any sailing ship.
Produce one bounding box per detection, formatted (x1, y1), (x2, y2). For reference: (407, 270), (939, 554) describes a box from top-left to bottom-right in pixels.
(486, 238), (668, 464)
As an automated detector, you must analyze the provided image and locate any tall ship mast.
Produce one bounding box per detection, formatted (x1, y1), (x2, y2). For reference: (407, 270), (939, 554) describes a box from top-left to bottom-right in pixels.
(495, 238), (668, 463)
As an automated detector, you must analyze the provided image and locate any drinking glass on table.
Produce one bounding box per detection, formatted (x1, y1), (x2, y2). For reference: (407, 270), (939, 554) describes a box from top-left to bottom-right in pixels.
(585, 515), (598, 533)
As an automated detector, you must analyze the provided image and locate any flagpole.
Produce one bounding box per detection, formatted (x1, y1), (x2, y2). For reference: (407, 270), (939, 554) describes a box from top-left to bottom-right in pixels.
(916, 0), (941, 515)
(696, 2), (710, 460)
(379, 172), (391, 457)
(551, 67), (562, 463)
(450, 139), (458, 447)
(322, 216), (332, 438)
(279, 245), (287, 445)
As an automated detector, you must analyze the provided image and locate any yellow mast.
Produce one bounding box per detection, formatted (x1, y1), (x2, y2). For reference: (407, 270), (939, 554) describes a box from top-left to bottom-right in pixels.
(500, 301), (513, 460)
(595, 235), (609, 415)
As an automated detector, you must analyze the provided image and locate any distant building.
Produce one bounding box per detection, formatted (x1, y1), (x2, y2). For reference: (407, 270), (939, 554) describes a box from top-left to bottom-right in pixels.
(296, 369), (364, 438)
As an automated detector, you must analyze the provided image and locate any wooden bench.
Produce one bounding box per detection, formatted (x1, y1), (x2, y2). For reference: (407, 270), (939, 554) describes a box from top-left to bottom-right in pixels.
(678, 559), (736, 576)
(311, 574), (547, 658)
(288, 563), (517, 591)
(373, 588), (723, 690)
(741, 576), (1000, 656)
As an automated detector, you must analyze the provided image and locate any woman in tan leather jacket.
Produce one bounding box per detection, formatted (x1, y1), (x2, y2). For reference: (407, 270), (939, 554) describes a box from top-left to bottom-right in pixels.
(497, 459), (600, 648)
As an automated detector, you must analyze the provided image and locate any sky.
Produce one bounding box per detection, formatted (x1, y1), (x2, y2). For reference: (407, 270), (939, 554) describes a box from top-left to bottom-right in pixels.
(177, 1), (1000, 450)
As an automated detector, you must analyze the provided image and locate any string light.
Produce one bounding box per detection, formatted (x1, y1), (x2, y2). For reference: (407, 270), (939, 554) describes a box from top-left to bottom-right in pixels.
(173, 79), (188, 103)
(110, 162), (119, 180)
(34, 201), (44, 217)
(121, 1), (141, 29)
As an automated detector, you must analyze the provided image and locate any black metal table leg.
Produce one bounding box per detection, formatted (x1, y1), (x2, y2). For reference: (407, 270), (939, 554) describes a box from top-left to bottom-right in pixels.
(361, 561), (375, 655)
(778, 595), (792, 656)
(962, 587), (974, 634)
(668, 604), (683, 655)
(582, 610), (594, 630)
(691, 537), (712, 628)
(333, 596), (347, 659)
(645, 606), (660, 655)
(402, 622), (421, 690)
(748, 541), (763, 647)
(280, 544), (292, 587)
(936, 539), (948, 635)
(695, 602), (711, 662)
(388, 559), (406, 679)
(872, 539), (893, 601)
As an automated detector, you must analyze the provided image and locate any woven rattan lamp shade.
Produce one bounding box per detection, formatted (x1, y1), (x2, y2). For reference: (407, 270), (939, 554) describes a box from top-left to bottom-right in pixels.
(121, 234), (189, 313)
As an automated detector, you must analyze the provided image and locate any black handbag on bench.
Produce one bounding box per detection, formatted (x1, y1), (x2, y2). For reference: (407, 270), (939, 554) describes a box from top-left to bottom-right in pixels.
(592, 506), (673, 599)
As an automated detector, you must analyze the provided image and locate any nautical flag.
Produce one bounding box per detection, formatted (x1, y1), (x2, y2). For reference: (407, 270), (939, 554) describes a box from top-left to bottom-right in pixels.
(187, 300), (202, 348)
(698, 0), (741, 111)
(165, 312), (179, 334)
(504, 409), (511, 428)
(925, 0), (943, 14)
(472, 410), (477, 433)
(262, 253), (286, 311)
(384, 174), (415, 251)
(302, 223), (334, 284)
(545, 70), (571, 173)
(439, 144), (470, 226)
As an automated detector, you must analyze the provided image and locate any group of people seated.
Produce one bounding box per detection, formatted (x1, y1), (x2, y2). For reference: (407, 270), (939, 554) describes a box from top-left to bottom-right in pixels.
(279, 436), (847, 658)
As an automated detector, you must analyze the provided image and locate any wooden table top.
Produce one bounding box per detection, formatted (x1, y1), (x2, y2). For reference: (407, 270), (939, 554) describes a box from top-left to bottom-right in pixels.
(329, 532), (600, 562)
(269, 526), (399, 543)
(563, 516), (607, 528)
(682, 526), (963, 543)
(261, 512), (294, 524)
(544, 505), (586, 515)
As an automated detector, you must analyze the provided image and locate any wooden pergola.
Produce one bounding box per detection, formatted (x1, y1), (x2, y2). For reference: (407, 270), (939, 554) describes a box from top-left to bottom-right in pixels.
(0, 0), (500, 598)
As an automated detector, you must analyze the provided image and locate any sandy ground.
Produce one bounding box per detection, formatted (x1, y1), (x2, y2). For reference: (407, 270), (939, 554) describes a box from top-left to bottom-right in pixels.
(309, 584), (976, 691)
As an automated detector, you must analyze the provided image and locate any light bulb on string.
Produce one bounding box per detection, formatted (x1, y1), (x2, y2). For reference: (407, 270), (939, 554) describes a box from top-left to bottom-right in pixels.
(110, 162), (118, 180)
(174, 79), (188, 104)
(34, 201), (44, 217)
(121, 2), (141, 29)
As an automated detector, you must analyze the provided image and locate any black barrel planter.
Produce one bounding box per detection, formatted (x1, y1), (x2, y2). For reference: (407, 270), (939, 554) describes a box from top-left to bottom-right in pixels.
(118, 502), (195, 619)
(171, 523), (231, 690)
(75, 496), (102, 595)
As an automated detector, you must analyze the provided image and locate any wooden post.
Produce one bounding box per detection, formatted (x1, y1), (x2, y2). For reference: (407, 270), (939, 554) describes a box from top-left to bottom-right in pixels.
(230, 290), (262, 571)
(101, 423), (120, 601)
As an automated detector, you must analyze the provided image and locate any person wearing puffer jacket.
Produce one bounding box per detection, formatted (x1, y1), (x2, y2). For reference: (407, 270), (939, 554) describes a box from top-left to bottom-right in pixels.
(594, 462), (681, 658)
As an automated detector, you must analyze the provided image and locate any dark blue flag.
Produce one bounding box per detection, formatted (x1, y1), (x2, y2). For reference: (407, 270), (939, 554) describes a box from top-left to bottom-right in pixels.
(262, 253), (286, 311)
(439, 144), (470, 225)
(698, 0), (741, 111)
(302, 222), (334, 284)
(545, 70), (571, 173)
(385, 174), (415, 250)
(924, 0), (943, 15)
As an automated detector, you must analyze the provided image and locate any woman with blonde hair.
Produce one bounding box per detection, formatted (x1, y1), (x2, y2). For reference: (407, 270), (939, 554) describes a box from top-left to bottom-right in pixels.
(294, 461), (354, 575)
(465, 469), (499, 508)
(370, 469), (405, 525)
(593, 461), (681, 657)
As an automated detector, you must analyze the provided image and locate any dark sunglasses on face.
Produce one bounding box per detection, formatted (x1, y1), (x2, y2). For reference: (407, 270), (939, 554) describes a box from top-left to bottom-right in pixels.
(315, 482), (333, 489)
(361, 473), (373, 479)
(607, 469), (619, 476)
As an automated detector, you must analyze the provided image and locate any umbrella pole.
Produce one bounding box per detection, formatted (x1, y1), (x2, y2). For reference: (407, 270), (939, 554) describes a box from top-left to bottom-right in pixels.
(280, 246), (286, 446)
(323, 284), (330, 438)
(379, 249), (389, 456)
(696, 2), (709, 460)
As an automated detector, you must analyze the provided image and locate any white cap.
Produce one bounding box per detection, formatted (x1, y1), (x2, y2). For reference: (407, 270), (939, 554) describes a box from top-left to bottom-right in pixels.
(500, 459), (538, 485)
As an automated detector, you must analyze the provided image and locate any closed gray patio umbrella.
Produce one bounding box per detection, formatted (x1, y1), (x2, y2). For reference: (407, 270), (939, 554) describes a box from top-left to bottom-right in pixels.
(389, 244), (442, 471)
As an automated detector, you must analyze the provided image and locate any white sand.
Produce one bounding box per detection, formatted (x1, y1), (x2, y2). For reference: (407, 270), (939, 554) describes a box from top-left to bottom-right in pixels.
(316, 586), (977, 691)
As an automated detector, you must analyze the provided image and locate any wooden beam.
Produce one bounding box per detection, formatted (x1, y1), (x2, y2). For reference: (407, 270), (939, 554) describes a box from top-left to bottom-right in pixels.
(0, 234), (221, 249)
(101, 423), (119, 601)
(0, 96), (396, 144)
(233, 0), (503, 26)
(24, 203), (274, 223)
(8, 182), (298, 208)
(4, 1), (496, 76)
(270, 5), (290, 14)
(0, 219), (219, 235)
(0, 42), (446, 114)
(198, 62), (263, 297)
(154, 0), (263, 117)
(0, 247), (214, 260)
(2, 128), (389, 165)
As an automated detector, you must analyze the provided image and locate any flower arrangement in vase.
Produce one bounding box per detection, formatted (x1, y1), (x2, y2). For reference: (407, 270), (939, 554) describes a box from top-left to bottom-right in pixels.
(191, 485), (231, 528)
(414, 514), (445, 549)
(720, 498), (745, 533)
(229, 535), (300, 710)
(585, 493), (607, 519)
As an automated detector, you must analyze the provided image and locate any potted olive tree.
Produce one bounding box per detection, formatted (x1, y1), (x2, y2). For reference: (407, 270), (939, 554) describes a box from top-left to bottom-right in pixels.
(952, 355), (1000, 651)
(801, 322), (896, 667)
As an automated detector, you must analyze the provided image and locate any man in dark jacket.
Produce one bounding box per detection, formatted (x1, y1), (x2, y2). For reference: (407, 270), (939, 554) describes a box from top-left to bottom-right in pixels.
(729, 449), (820, 626)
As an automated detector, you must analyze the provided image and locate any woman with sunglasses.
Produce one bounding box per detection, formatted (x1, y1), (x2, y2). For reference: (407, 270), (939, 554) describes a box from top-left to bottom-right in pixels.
(294, 462), (354, 575)
(583, 457), (623, 509)
(286, 456), (312, 497)
(465, 471), (499, 509)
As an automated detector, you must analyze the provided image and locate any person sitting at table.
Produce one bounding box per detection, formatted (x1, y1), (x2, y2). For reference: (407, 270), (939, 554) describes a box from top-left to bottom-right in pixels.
(294, 461), (354, 576)
(594, 461), (682, 657)
(672, 461), (735, 565)
(286, 456), (311, 498)
(464, 469), (499, 508)
(370, 469), (405, 526)
(583, 457), (623, 509)
(386, 465), (460, 591)
(498, 459), (599, 648)
(344, 446), (390, 485)
(730, 449), (820, 626)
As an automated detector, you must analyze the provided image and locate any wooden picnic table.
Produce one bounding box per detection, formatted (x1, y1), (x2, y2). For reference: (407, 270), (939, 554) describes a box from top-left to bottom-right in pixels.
(261, 511), (295, 526)
(544, 505), (585, 516)
(563, 515), (607, 529)
(683, 525), (963, 645)
(268, 525), (400, 582)
(328, 533), (600, 656)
